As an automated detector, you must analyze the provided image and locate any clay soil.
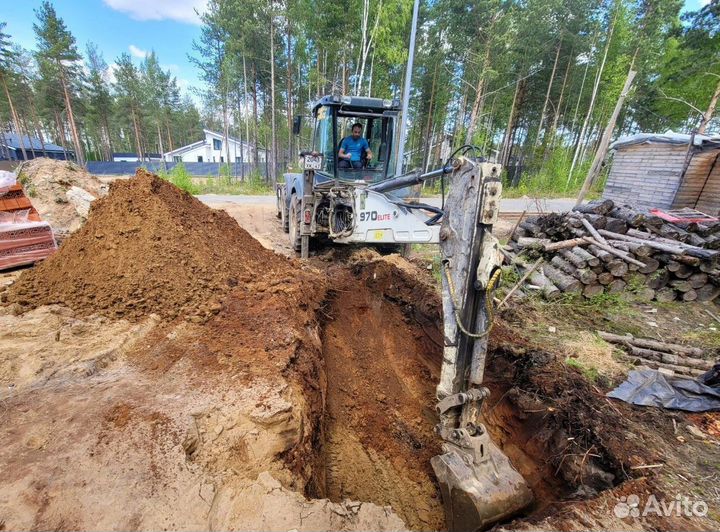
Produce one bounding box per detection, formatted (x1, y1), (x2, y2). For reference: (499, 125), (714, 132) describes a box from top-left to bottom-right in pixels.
(1, 178), (719, 531)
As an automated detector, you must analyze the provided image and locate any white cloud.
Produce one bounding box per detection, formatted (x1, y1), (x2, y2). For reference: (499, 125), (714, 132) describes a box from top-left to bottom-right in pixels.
(128, 44), (149, 59)
(103, 0), (208, 25)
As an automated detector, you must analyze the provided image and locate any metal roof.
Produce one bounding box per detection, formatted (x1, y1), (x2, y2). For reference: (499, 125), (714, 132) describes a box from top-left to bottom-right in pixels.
(1, 133), (70, 153)
(610, 131), (720, 151)
(312, 95), (402, 114)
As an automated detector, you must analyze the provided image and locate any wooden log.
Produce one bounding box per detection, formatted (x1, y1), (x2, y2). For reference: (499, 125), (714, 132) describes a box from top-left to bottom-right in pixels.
(550, 255), (597, 284)
(499, 258), (543, 308)
(572, 246), (600, 267)
(620, 354), (705, 377)
(582, 283), (605, 298)
(604, 217), (628, 234)
(610, 241), (652, 257)
(705, 235), (720, 250)
(597, 272), (614, 285)
(598, 229), (720, 260)
(637, 257), (660, 274)
(542, 264), (582, 293)
(544, 238), (588, 252)
(627, 345), (711, 371)
(529, 270), (562, 300)
(658, 255), (702, 267)
(699, 261), (720, 273)
(608, 206), (646, 227)
(655, 287), (677, 302)
(673, 263), (694, 279)
(696, 283), (720, 302)
(654, 223), (691, 243)
(517, 237), (551, 248)
(632, 287), (656, 302)
(584, 237), (647, 268)
(579, 216), (608, 244)
(689, 272), (708, 289)
(687, 233), (708, 248)
(591, 265), (605, 275)
(682, 289), (698, 302)
(646, 269), (670, 290)
(670, 280), (693, 293)
(573, 199), (614, 215)
(584, 213), (607, 229)
(588, 244), (614, 263)
(560, 248), (587, 269)
(607, 259), (628, 277)
(597, 331), (705, 357)
(608, 279), (627, 293)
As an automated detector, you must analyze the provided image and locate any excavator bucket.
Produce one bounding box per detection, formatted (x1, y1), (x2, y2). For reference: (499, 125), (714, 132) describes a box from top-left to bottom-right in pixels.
(434, 158), (532, 530)
(432, 435), (533, 531)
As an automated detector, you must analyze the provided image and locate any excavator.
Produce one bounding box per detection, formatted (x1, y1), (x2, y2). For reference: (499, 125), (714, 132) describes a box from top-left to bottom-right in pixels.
(277, 95), (532, 531)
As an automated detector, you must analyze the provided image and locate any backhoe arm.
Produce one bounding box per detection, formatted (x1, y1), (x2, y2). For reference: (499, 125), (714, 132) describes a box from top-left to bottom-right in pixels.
(431, 158), (532, 531)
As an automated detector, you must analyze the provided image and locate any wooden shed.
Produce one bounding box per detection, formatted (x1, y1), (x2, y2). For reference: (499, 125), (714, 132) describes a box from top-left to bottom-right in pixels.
(602, 132), (720, 216)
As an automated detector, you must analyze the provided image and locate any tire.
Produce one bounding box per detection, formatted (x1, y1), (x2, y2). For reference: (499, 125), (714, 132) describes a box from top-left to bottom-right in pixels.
(288, 193), (302, 252)
(281, 192), (289, 233)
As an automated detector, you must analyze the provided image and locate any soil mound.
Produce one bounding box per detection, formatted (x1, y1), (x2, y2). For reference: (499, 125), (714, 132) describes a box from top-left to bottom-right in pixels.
(16, 157), (105, 233)
(5, 169), (295, 321)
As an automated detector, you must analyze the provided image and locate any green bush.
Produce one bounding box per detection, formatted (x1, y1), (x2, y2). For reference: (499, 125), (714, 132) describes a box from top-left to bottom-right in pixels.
(158, 162), (198, 194)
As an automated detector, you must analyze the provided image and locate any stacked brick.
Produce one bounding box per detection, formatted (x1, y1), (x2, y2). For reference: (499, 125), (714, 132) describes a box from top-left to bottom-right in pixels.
(0, 183), (57, 271)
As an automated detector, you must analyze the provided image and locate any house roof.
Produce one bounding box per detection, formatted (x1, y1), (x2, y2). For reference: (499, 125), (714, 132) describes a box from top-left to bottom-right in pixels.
(164, 129), (265, 157)
(2, 133), (70, 153)
(611, 131), (720, 151)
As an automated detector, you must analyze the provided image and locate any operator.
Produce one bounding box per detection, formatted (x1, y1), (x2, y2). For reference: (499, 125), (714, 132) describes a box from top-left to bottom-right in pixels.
(338, 122), (373, 169)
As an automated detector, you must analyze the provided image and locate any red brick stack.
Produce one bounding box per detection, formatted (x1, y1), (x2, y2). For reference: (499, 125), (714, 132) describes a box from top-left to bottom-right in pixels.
(0, 184), (57, 270)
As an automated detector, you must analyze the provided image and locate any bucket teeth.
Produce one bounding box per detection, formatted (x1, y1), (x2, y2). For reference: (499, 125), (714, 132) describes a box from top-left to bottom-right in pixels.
(431, 437), (533, 531)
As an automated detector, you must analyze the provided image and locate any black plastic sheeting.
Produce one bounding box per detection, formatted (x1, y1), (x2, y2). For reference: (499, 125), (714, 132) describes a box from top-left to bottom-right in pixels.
(607, 368), (720, 412)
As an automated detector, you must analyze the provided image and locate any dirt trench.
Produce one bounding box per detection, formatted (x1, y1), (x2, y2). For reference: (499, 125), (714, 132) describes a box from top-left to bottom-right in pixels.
(300, 252), (646, 531)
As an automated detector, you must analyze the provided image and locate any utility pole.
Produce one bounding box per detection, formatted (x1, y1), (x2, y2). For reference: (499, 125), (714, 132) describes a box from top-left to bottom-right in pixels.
(395, 0), (419, 177)
(575, 69), (636, 206)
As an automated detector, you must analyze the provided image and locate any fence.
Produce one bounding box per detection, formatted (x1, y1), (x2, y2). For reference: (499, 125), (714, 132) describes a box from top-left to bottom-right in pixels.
(86, 161), (284, 178)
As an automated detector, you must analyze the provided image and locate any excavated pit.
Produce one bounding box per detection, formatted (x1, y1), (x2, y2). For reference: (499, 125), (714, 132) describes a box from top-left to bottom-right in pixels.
(307, 253), (632, 531)
(0, 170), (652, 531)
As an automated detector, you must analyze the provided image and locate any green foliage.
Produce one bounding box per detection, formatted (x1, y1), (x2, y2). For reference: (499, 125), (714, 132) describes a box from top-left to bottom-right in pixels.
(158, 162), (197, 194)
(565, 357), (600, 383)
(194, 173), (273, 195)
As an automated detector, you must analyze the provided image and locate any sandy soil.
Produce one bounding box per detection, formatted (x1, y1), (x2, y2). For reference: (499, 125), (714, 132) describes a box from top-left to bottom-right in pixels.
(0, 187), (719, 532)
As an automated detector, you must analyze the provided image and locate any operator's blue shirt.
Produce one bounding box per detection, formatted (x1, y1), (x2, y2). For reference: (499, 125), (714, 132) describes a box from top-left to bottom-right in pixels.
(341, 136), (370, 162)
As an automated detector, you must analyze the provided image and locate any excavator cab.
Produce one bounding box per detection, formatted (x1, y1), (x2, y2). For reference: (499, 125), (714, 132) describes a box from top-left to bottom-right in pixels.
(309, 95), (401, 185)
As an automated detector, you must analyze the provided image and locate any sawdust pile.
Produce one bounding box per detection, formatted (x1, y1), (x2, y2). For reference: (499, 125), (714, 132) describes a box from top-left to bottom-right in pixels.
(5, 169), (298, 321)
(16, 157), (105, 233)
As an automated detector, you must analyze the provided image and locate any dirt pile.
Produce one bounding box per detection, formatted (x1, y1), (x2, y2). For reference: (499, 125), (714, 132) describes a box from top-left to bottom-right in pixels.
(16, 157), (105, 233)
(5, 169), (300, 321)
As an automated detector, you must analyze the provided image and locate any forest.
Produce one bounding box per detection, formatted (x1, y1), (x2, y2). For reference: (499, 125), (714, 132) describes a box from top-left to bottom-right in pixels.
(1, 0), (719, 194)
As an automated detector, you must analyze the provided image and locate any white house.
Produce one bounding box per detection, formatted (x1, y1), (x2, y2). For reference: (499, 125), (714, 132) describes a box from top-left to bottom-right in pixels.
(163, 129), (265, 163)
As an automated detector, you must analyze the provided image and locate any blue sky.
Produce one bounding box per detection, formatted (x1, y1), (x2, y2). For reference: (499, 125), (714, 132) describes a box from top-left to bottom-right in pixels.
(0, 0), (711, 106)
(1, 0), (206, 99)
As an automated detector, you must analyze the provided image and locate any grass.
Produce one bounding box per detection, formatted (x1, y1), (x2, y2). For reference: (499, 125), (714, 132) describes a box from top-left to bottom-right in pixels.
(565, 357), (601, 383)
(158, 162), (273, 195)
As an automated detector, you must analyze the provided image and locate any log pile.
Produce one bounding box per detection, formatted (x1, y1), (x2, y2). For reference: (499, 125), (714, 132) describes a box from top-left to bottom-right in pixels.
(598, 331), (714, 377)
(505, 200), (720, 303)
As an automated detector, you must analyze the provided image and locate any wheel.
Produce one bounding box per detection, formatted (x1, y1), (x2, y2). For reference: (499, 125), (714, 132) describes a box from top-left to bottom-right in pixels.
(288, 193), (302, 252)
(280, 192), (289, 233)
